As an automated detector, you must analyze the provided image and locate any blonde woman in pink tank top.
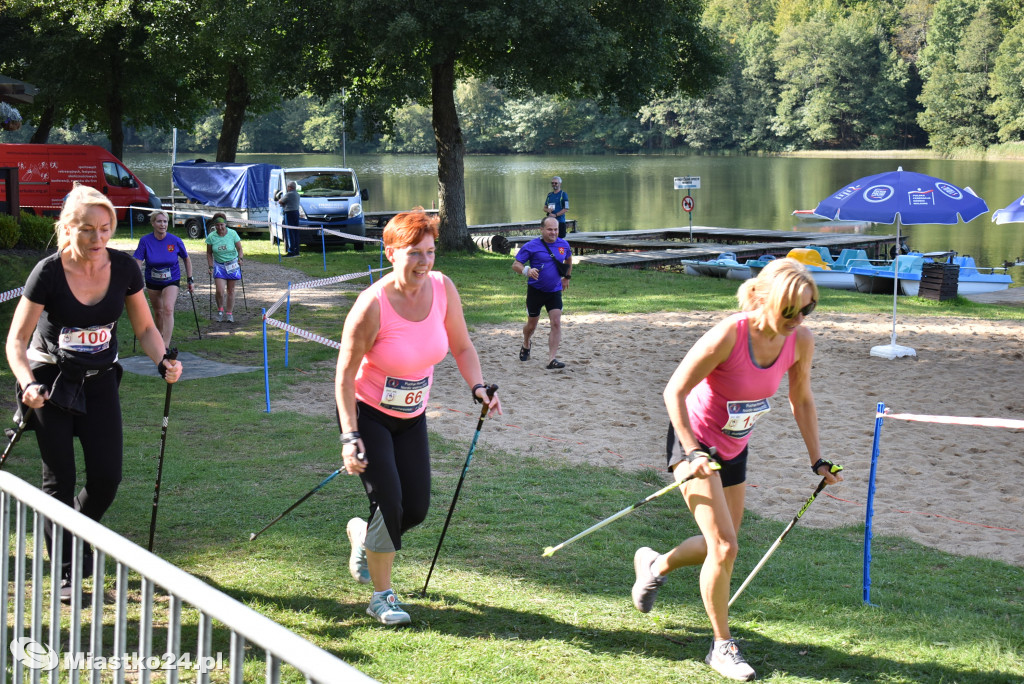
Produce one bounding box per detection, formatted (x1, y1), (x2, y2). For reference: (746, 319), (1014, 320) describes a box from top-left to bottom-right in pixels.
(630, 259), (844, 681)
(334, 209), (501, 626)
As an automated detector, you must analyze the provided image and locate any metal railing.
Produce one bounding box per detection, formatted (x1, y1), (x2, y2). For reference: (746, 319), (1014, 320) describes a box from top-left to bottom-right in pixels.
(0, 471), (376, 683)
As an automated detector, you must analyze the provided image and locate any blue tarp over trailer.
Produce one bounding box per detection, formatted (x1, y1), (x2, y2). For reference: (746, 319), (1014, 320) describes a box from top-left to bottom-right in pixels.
(172, 160), (280, 209)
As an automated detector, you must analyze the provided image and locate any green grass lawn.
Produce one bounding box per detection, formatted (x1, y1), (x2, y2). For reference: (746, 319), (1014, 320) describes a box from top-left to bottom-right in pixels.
(0, 235), (1021, 682)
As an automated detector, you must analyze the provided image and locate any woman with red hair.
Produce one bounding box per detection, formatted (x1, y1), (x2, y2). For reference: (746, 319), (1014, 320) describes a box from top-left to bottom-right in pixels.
(335, 208), (501, 626)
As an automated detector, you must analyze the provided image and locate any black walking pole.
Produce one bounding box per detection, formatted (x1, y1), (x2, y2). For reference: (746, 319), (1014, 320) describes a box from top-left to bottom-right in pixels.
(421, 384), (498, 596)
(248, 465), (352, 541)
(208, 267), (213, 320)
(148, 348), (179, 552)
(1, 407), (35, 469)
(188, 287), (202, 339)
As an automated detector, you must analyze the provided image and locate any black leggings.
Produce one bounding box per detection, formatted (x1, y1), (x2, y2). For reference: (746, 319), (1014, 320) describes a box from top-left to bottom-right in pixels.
(30, 364), (124, 575)
(355, 402), (431, 553)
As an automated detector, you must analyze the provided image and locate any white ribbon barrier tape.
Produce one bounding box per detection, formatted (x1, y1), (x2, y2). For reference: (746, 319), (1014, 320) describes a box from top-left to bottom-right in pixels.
(263, 266), (393, 318)
(879, 412), (1024, 431)
(320, 227), (380, 243)
(0, 286), (24, 304)
(291, 267), (392, 292)
(264, 317), (341, 350)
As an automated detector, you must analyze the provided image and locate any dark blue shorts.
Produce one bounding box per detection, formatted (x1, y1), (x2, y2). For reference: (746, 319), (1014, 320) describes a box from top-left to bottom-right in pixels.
(146, 279), (180, 292)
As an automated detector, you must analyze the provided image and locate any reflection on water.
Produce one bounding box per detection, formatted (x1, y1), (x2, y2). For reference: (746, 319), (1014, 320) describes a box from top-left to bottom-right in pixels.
(125, 151), (1024, 282)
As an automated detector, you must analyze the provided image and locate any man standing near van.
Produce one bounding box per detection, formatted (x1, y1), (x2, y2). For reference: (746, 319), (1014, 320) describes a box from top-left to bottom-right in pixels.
(513, 217), (572, 369)
(279, 181), (301, 257)
(543, 176), (570, 238)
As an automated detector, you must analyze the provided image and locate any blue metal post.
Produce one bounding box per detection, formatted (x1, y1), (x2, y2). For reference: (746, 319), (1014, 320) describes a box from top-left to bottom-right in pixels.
(284, 283), (291, 368)
(262, 308), (271, 413)
(863, 401), (885, 606)
(321, 228), (327, 273)
(367, 265), (373, 284)
(129, 209), (134, 239)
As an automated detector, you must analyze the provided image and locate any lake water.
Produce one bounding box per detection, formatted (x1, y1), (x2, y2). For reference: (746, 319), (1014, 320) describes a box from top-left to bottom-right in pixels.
(125, 152), (1024, 279)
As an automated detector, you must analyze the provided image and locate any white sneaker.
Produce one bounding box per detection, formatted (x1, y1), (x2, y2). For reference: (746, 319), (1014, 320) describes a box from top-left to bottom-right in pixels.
(216, 310), (223, 322)
(226, 313), (234, 323)
(366, 589), (410, 626)
(346, 517), (371, 584)
(706, 639), (756, 681)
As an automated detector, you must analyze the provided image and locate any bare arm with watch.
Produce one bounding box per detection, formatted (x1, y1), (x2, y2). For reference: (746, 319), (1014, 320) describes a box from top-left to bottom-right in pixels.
(334, 287), (380, 475)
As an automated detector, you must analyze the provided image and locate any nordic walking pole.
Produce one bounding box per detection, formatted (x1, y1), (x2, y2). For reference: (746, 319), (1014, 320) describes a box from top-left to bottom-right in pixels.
(542, 454), (721, 558)
(421, 384), (498, 596)
(208, 267), (213, 320)
(239, 268), (248, 312)
(729, 461), (843, 607)
(1, 407), (35, 469)
(248, 460), (359, 541)
(188, 287), (202, 340)
(148, 348), (179, 552)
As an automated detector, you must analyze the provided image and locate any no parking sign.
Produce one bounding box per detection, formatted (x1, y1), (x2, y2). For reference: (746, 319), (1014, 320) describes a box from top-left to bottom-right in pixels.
(682, 195), (695, 213)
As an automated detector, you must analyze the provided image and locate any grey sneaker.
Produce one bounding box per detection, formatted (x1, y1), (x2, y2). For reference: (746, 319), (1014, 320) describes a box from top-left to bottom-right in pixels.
(226, 313), (234, 323)
(346, 517), (371, 584)
(631, 546), (666, 613)
(366, 589), (411, 626)
(705, 639), (756, 681)
(216, 310), (223, 322)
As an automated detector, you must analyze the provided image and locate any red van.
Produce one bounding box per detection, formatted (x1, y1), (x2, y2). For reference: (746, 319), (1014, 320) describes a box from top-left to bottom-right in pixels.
(0, 144), (161, 223)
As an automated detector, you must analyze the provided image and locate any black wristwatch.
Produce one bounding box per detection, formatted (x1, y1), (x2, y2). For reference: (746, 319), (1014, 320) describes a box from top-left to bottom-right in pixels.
(187, 276), (194, 284)
(564, 274), (572, 279)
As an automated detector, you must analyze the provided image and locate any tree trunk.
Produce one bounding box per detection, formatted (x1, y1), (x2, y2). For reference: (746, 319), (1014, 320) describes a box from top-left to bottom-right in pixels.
(29, 103), (56, 144)
(106, 54), (125, 159)
(431, 56), (474, 251)
(218, 64), (251, 163)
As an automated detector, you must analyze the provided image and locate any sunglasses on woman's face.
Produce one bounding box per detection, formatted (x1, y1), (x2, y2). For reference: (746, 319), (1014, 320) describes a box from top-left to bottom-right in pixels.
(782, 300), (817, 319)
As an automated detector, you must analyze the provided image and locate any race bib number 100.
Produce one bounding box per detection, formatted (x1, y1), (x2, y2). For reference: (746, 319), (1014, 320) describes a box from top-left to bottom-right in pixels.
(379, 376), (430, 414)
(721, 399), (771, 439)
(59, 323), (115, 354)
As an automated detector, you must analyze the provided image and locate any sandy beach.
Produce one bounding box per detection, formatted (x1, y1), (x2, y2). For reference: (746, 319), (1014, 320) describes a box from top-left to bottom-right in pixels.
(185, 255), (1024, 568)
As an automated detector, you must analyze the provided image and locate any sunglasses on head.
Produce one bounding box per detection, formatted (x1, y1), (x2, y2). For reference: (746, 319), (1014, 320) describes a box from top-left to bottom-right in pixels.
(782, 300), (816, 319)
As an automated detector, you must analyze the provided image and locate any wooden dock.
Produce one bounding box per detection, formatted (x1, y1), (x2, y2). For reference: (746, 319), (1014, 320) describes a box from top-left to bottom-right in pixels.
(504, 226), (896, 269)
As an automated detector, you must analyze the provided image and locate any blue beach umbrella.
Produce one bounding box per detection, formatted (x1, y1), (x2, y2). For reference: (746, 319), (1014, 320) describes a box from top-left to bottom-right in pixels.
(991, 192), (1024, 224)
(813, 167), (988, 359)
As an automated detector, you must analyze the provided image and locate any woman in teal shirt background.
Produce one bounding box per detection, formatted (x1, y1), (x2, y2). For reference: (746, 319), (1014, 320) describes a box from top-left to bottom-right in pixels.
(204, 213), (243, 323)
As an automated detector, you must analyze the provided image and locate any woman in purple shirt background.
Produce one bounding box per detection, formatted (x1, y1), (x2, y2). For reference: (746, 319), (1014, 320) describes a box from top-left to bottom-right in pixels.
(133, 210), (193, 346)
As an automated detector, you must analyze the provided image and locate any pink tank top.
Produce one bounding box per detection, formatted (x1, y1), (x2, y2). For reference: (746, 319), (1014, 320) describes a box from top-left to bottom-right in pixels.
(685, 313), (797, 460)
(355, 271), (450, 418)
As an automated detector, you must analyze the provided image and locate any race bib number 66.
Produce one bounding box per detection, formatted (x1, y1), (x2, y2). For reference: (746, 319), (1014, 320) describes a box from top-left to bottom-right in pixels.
(379, 376), (430, 414)
(59, 323), (115, 354)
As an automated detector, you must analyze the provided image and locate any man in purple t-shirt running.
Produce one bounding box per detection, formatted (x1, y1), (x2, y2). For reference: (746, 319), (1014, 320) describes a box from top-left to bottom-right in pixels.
(512, 217), (573, 369)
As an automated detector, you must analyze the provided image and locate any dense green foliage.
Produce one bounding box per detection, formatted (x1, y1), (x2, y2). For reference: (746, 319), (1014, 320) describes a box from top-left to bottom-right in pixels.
(16, 212), (55, 250)
(6, 0), (1024, 156)
(0, 214), (20, 249)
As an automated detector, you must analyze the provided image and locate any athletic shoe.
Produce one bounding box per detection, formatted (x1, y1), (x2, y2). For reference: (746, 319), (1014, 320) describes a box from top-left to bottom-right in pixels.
(631, 546), (665, 613)
(366, 589), (411, 626)
(59, 577), (73, 604)
(705, 639), (756, 681)
(346, 517), (371, 584)
(216, 310), (223, 322)
(519, 345), (530, 362)
(226, 313), (234, 323)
